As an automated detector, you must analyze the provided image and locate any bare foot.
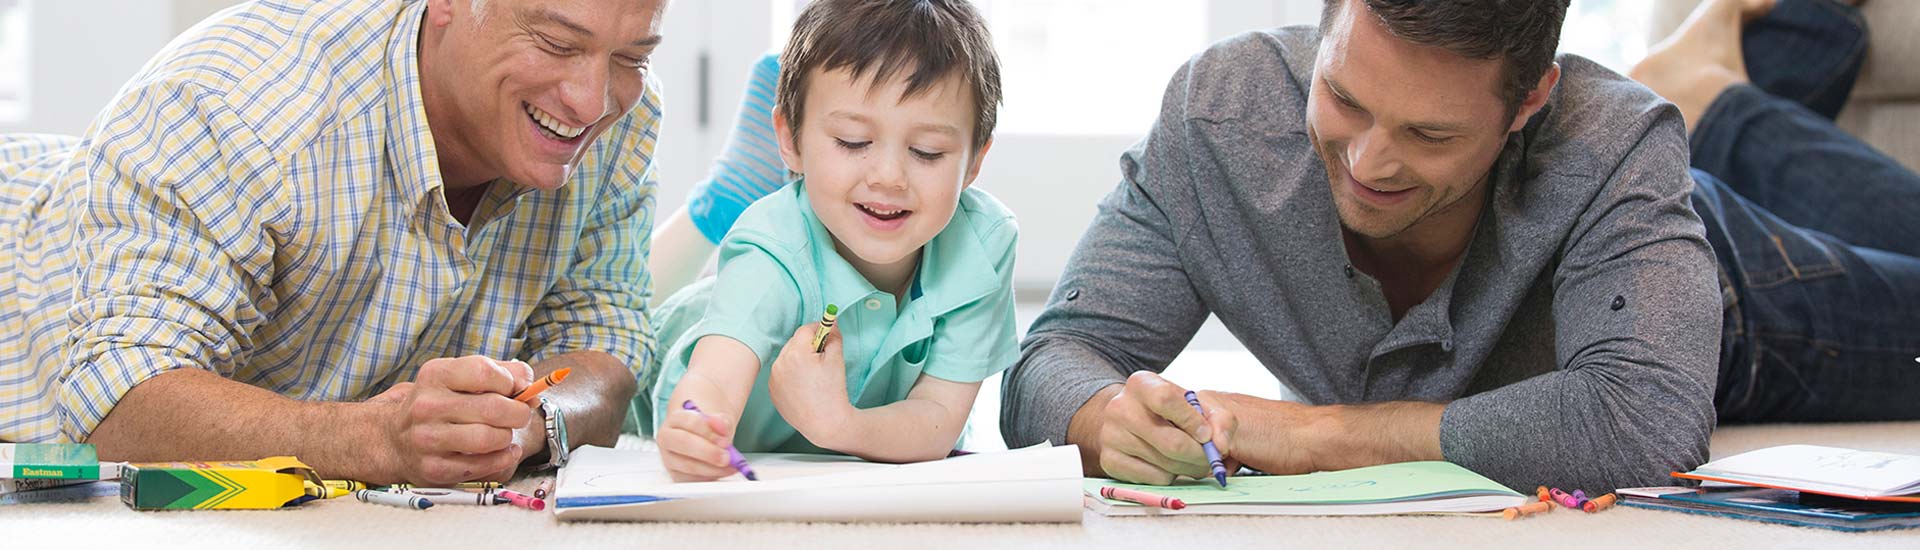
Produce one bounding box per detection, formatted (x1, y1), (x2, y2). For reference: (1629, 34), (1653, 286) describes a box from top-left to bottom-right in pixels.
(1630, 0), (1778, 131)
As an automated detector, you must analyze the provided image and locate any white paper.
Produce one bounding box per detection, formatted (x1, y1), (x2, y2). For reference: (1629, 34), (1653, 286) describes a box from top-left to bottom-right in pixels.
(1693, 445), (1920, 497)
(554, 444), (1084, 523)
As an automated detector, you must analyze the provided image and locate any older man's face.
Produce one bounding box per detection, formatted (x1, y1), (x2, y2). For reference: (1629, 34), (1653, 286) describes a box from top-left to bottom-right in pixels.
(435, 0), (667, 191)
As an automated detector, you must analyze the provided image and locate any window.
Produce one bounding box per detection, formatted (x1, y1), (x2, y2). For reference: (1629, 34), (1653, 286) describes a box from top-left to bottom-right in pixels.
(770, 0), (1210, 136)
(0, 0), (27, 123)
(1560, 0), (1655, 74)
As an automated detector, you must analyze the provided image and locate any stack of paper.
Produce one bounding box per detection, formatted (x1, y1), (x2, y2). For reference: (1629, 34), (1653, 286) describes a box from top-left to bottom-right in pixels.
(553, 444), (1084, 523)
(1675, 445), (1920, 501)
(1085, 461), (1527, 516)
(1619, 486), (1920, 532)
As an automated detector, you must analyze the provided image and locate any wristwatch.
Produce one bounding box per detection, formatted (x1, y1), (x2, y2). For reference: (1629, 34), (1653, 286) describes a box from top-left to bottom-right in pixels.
(538, 395), (571, 469)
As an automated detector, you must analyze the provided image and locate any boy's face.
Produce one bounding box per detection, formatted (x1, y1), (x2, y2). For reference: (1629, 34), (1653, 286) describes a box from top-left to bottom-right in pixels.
(775, 67), (990, 280)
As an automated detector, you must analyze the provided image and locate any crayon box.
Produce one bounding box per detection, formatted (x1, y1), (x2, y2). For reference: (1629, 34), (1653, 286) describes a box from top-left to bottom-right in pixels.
(121, 456), (322, 510)
(0, 443), (100, 479)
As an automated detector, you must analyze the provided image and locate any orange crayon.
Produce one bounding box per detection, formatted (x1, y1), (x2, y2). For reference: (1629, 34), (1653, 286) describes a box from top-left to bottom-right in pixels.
(511, 368), (572, 405)
(1582, 493), (1617, 513)
(1100, 486), (1187, 510)
(1536, 486), (1551, 502)
(1502, 501), (1553, 520)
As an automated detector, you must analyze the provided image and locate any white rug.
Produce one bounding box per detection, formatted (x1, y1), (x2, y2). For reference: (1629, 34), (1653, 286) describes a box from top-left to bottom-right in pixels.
(4, 422), (1918, 550)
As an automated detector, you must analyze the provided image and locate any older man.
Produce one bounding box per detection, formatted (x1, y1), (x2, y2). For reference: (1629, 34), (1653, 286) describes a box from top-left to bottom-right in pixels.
(0, 0), (666, 484)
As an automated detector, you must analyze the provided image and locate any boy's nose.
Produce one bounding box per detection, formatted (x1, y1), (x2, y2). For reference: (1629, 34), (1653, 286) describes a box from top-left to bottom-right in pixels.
(866, 150), (908, 189)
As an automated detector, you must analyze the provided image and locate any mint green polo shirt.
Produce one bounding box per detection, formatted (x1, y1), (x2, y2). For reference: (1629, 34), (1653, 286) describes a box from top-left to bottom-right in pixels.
(642, 180), (1020, 453)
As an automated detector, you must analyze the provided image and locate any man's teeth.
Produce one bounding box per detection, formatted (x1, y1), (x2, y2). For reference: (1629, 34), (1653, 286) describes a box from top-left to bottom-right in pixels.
(526, 104), (585, 139)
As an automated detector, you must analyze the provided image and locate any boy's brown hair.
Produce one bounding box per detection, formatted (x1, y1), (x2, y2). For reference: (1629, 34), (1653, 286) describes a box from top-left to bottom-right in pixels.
(777, 0), (1002, 151)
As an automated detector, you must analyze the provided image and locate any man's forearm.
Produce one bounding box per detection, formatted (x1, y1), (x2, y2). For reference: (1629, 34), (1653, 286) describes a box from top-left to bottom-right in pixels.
(529, 350), (637, 450)
(1223, 393), (1444, 474)
(87, 368), (394, 481)
(1065, 384), (1122, 476)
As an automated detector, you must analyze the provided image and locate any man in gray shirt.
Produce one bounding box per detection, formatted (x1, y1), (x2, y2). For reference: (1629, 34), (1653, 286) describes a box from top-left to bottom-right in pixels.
(1003, 0), (1918, 492)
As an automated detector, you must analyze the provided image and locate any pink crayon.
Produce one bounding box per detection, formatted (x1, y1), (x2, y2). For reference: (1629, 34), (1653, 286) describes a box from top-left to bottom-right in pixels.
(1100, 486), (1187, 510)
(495, 489), (545, 511)
(1549, 488), (1586, 509)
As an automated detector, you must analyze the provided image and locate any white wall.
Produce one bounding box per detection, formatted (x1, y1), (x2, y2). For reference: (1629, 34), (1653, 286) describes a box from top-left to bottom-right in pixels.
(4, 0), (1321, 293)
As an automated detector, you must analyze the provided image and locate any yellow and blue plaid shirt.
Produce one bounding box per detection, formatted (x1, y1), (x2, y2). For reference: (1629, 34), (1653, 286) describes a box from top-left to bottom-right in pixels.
(0, 0), (659, 443)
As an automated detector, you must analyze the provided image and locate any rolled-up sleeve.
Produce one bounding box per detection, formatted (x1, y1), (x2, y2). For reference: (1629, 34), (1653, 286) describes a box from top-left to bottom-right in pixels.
(61, 81), (283, 441)
(1440, 111), (1721, 492)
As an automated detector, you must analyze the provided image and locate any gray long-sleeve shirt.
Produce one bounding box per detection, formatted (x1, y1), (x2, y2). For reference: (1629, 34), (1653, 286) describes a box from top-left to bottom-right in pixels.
(1000, 27), (1722, 492)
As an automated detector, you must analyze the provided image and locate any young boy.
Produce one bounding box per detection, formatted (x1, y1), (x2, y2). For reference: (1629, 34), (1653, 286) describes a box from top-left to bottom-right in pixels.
(643, 0), (1013, 481)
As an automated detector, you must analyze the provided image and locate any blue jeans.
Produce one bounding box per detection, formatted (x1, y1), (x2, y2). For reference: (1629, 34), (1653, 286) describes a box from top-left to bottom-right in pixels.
(1692, 0), (1920, 422)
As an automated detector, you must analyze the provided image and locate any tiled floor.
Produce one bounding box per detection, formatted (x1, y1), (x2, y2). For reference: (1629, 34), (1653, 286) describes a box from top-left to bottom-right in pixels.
(962, 302), (1289, 451)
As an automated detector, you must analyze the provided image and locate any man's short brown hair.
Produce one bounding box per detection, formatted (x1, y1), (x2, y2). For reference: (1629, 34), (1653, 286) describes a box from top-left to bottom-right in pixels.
(777, 0), (1002, 151)
(1323, 0), (1570, 112)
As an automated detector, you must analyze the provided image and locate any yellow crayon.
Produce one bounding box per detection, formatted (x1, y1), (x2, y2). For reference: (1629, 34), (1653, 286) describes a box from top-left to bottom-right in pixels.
(810, 304), (840, 353)
(305, 482), (349, 499)
(324, 480), (370, 493)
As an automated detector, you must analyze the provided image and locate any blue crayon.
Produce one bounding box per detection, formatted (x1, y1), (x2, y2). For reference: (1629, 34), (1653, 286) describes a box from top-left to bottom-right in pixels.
(1184, 391), (1229, 487)
(681, 400), (759, 481)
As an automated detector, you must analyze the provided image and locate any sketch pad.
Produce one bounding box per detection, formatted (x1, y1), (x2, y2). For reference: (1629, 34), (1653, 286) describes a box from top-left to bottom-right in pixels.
(553, 444), (1083, 523)
(1085, 461), (1526, 516)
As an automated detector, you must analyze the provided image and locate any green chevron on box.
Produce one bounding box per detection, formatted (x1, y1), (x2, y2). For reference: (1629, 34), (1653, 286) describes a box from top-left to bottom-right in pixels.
(0, 443), (100, 479)
(121, 456), (321, 510)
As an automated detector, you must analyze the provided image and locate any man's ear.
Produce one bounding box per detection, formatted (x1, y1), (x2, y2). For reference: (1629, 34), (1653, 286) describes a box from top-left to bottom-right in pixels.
(1508, 62), (1560, 133)
(961, 139), (993, 189)
(772, 106), (804, 175)
(425, 0), (456, 28)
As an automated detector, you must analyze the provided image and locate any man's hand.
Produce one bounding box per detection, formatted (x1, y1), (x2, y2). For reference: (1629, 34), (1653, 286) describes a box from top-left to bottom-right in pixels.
(372, 356), (535, 485)
(766, 325), (854, 447)
(1085, 371), (1237, 485)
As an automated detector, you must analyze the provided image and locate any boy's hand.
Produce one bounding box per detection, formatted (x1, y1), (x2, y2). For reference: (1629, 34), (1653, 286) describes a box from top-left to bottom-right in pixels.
(768, 325), (854, 446)
(657, 407), (741, 482)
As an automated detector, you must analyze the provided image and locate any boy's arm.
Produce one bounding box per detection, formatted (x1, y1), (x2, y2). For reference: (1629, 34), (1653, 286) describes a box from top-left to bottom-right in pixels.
(663, 335), (763, 429)
(767, 328), (981, 463)
(656, 334), (766, 481)
(817, 373), (982, 463)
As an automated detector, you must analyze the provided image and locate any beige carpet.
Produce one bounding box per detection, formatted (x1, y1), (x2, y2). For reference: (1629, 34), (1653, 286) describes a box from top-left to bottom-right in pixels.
(5, 422), (1919, 550)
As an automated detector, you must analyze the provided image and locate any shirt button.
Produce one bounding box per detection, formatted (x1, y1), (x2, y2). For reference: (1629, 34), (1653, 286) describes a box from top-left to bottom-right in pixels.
(1065, 289), (1080, 301)
(865, 298), (883, 311)
(1611, 295), (1626, 311)
(1344, 265), (1356, 278)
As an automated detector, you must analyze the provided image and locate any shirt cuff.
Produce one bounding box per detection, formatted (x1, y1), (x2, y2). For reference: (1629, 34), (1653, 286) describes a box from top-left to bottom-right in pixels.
(1000, 337), (1128, 448)
(56, 349), (188, 442)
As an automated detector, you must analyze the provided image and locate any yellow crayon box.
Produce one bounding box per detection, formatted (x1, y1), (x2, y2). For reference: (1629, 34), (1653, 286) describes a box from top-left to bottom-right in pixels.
(121, 456), (323, 510)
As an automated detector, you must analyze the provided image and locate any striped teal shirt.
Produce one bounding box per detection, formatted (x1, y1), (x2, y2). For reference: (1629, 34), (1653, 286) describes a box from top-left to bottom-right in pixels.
(0, 0), (660, 443)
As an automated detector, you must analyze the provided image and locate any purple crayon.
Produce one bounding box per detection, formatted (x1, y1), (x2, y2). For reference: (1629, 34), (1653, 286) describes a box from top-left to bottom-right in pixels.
(681, 400), (759, 481)
(1183, 391), (1229, 487)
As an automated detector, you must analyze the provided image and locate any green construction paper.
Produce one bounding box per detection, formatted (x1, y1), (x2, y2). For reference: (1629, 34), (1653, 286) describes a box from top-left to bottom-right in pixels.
(1086, 461), (1521, 506)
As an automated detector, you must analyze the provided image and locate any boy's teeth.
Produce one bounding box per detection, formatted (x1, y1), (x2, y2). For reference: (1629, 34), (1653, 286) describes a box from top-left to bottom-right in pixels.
(525, 104), (585, 139)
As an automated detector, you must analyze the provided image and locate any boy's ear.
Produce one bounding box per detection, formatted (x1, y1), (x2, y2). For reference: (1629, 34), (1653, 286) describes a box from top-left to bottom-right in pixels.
(772, 106), (805, 175)
(961, 139), (992, 189)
